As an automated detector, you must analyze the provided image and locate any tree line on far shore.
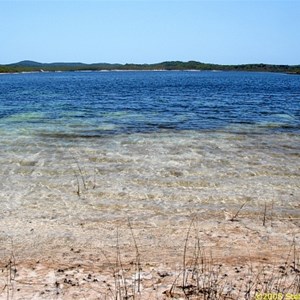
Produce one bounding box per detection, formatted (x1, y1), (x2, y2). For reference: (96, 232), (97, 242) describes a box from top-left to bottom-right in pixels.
(0, 60), (299, 74)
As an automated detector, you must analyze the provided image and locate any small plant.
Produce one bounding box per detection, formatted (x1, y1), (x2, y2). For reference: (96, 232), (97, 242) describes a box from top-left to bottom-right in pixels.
(99, 221), (143, 300)
(71, 154), (88, 196)
(128, 218), (142, 297)
(1, 242), (17, 300)
(70, 154), (97, 197)
(164, 215), (300, 300)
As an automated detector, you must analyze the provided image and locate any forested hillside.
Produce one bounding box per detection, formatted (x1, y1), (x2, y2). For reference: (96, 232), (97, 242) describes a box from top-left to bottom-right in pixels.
(1, 60), (299, 74)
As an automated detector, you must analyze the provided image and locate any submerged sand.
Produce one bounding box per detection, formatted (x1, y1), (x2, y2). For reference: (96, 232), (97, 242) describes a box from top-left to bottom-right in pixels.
(0, 132), (299, 299)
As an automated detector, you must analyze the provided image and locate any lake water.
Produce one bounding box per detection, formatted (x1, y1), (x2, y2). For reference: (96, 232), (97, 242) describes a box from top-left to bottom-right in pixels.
(0, 71), (299, 222)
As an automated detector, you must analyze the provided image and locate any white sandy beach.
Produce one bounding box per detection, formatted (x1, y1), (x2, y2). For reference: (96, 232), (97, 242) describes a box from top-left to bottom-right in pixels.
(1, 204), (299, 299)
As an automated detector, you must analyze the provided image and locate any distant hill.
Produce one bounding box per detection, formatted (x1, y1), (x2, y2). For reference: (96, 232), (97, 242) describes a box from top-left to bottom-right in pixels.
(1, 60), (300, 74)
(8, 60), (86, 68)
(8, 60), (43, 67)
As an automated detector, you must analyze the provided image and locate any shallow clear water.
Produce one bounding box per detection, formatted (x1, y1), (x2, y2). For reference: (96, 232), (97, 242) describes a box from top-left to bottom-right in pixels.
(0, 71), (299, 221)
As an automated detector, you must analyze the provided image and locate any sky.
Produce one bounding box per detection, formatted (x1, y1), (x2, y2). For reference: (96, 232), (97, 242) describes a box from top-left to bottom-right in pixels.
(1, 0), (300, 65)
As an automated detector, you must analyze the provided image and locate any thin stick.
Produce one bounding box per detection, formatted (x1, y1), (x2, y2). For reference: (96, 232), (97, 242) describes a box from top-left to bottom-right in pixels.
(183, 216), (196, 290)
(263, 201), (267, 227)
(71, 155), (87, 190)
(128, 218), (141, 295)
(73, 171), (81, 196)
(93, 168), (96, 189)
(116, 228), (128, 300)
(230, 198), (250, 222)
(293, 236), (297, 271)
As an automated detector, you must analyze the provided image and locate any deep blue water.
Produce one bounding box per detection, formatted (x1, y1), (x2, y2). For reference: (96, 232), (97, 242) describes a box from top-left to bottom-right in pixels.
(0, 71), (300, 138)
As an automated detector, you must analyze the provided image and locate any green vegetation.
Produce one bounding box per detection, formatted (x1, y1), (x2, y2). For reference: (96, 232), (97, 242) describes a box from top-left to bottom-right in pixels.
(0, 60), (300, 74)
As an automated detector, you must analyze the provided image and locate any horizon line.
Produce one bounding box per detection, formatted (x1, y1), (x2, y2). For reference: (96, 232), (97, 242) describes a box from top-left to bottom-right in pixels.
(3, 59), (300, 67)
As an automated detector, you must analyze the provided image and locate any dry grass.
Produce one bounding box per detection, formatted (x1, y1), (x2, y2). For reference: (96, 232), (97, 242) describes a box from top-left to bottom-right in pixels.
(1, 212), (299, 300)
(166, 219), (300, 299)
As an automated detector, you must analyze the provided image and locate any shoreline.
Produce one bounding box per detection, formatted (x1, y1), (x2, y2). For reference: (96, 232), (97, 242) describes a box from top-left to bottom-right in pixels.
(1, 69), (299, 76)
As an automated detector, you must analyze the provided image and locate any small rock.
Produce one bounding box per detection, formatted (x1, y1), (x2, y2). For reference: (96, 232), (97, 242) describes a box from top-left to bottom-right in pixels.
(157, 270), (172, 278)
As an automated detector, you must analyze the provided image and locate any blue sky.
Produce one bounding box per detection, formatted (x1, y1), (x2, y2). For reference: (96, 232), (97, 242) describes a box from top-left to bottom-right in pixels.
(1, 0), (299, 65)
